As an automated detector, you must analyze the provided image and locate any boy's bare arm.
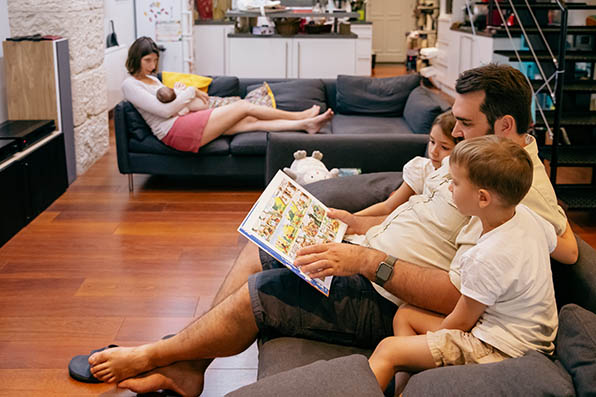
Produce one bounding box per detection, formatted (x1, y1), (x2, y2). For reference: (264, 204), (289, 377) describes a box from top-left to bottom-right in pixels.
(327, 209), (385, 235)
(439, 295), (487, 331)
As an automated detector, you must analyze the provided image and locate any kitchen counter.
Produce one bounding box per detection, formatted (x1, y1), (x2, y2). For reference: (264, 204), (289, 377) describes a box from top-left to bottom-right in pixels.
(228, 32), (358, 39)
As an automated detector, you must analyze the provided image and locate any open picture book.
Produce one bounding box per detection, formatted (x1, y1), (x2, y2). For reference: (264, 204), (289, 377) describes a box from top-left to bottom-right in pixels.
(238, 170), (348, 296)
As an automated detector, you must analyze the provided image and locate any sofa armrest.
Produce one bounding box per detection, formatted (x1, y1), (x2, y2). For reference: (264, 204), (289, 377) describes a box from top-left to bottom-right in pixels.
(552, 236), (596, 314)
(114, 102), (131, 174)
(266, 132), (428, 183)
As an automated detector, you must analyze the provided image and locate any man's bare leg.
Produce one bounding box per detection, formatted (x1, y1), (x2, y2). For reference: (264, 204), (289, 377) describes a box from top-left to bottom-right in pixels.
(89, 283), (258, 387)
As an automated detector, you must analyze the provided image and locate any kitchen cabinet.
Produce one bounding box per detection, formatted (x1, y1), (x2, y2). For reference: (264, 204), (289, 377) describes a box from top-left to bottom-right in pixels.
(228, 37), (294, 78)
(351, 24), (373, 76)
(293, 38), (356, 78)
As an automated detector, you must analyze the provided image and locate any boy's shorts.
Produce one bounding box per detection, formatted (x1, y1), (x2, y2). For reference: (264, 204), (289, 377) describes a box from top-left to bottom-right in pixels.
(426, 329), (510, 366)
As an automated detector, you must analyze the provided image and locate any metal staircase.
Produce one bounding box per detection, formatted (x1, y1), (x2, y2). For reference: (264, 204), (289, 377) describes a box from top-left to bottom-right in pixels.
(482, 0), (596, 210)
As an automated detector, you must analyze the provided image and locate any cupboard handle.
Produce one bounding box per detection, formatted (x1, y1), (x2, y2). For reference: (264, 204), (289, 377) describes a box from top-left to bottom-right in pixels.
(297, 42), (300, 78)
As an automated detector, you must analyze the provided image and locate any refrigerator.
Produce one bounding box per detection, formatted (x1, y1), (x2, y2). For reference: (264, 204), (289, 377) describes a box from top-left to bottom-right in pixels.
(135, 0), (193, 73)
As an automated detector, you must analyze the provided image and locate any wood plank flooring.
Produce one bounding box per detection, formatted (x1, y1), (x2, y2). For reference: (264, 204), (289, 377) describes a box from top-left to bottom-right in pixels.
(1, 63), (594, 396)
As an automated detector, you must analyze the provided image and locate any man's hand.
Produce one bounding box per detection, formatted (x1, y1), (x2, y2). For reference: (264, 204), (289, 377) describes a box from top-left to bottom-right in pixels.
(294, 243), (384, 279)
(327, 208), (384, 235)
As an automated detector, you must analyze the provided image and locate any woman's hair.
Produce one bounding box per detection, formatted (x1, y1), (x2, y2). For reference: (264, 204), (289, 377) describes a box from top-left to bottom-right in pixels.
(455, 64), (532, 135)
(432, 110), (457, 144)
(126, 36), (160, 75)
(449, 135), (533, 207)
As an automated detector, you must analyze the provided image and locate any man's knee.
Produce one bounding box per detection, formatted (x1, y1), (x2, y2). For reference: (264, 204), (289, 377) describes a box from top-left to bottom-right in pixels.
(237, 243), (263, 273)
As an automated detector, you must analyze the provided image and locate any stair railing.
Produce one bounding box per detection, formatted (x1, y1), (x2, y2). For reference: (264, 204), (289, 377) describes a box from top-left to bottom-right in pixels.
(489, 0), (568, 184)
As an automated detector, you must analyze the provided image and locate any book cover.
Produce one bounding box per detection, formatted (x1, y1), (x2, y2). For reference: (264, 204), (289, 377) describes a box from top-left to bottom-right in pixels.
(238, 170), (347, 296)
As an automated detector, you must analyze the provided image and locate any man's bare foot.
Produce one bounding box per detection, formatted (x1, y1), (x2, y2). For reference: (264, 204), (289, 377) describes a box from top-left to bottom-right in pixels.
(305, 108), (334, 134)
(118, 361), (206, 397)
(299, 104), (320, 119)
(89, 345), (154, 383)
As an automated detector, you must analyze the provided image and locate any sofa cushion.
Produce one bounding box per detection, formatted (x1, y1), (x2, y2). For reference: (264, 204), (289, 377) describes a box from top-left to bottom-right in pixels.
(248, 79), (328, 113)
(403, 86), (444, 134)
(555, 303), (596, 396)
(331, 114), (413, 135)
(123, 101), (153, 141)
(305, 172), (404, 213)
(228, 354), (383, 397)
(129, 134), (230, 156)
(208, 76), (240, 97)
(336, 74), (420, 116)
(230, 132), (268, 156)
(403, 351), (575, 397)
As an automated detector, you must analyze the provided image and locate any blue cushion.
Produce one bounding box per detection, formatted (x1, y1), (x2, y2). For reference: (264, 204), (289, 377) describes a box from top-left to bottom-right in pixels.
(556, 304), (596, 396)
(335, 74), (420, 116)
(403, 86), (444, 134)
(122, 101), (153, 141)
(331, 114), (412, 135)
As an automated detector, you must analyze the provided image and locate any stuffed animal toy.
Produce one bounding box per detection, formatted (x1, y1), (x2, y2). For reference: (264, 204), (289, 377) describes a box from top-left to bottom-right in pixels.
(283, 150), (339, 186)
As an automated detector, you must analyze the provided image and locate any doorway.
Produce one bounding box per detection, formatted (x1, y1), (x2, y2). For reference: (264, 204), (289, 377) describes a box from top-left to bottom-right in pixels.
(367, 0), (417, 63)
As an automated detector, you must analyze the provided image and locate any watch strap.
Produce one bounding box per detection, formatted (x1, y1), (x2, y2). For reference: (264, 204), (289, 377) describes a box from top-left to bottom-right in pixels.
(375, 255), (397, 286)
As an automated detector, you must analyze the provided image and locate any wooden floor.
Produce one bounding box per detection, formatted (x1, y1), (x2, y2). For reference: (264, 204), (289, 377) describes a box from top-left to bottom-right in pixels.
(1, 63), (595, 396)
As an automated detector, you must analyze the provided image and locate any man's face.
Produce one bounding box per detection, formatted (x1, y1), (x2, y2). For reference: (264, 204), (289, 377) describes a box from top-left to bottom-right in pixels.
(451, 91), (493, 140)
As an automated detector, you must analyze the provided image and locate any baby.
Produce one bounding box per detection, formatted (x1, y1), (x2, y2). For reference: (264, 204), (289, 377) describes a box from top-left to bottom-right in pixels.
(156, 85), (208, 116)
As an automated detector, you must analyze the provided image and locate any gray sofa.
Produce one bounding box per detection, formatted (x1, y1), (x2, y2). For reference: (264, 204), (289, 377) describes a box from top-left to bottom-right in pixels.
(114, 74), (450, 190)
(226, 166), (596, 396)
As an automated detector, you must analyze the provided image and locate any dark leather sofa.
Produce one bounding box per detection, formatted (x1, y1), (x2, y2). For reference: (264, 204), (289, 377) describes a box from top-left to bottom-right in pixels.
(114, 74), (450, 190)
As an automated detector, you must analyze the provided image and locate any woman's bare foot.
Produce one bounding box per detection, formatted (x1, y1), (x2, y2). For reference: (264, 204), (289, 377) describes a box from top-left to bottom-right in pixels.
(305, 108), (334, 134)
(118, 361), (206, 397)
(298, 104), (320, 119)
(89, 345), (155, 383)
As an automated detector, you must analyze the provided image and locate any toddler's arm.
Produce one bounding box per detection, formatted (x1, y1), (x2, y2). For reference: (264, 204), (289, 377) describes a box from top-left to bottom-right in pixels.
(355, 182), (416, 217)
(551, 221), (579, 264)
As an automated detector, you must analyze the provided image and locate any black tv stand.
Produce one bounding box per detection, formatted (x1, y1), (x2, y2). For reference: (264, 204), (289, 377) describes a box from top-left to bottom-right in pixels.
(0, 122), (67, 247)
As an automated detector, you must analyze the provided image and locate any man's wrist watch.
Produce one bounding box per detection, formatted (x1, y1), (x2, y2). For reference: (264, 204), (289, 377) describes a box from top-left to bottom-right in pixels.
(375, 255), (397, 287)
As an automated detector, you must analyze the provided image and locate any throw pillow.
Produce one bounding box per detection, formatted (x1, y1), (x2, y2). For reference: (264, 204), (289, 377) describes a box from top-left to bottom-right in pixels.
(403, 86), (444, 134)
(556, 303), (596, 396)
(208, 76), (240, 97)
(335, 74), (421, 116)
(247, 79), (327, 113)
(161, 71), (212, 93)
(123, 101), (152, 141)
(404, 351), (575, 397)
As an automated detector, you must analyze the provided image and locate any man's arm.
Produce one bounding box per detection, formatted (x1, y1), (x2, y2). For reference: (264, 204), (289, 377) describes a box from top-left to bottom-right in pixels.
(295, 243), (461, 315)
(551, 221), (579, 264)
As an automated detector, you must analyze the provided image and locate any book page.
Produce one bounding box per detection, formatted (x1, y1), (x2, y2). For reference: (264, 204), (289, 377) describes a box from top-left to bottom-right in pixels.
(238, 170), (348, 296)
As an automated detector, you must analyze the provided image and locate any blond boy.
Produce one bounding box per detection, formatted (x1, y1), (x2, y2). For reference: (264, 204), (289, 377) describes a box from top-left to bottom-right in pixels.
(368, 135), (573, 392)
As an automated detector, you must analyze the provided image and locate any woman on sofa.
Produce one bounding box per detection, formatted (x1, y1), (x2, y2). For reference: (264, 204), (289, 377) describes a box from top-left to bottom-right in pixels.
(122, 37), (333, 153)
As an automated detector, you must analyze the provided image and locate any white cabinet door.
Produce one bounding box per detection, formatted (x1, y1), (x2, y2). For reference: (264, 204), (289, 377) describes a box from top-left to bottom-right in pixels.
(294, 39), (356, 79)
(352, 24), (372, 76)
(228, 38), (292, 79)
(193, 24), (233, 76)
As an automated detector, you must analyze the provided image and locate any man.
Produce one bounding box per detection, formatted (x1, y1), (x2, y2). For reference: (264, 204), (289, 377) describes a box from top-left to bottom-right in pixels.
(85, 64), (577, 396)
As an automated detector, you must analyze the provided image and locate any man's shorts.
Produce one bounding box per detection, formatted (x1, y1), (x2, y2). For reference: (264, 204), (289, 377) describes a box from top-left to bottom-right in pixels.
(426, 329), (510, 366)
(248, 249), (398, 349)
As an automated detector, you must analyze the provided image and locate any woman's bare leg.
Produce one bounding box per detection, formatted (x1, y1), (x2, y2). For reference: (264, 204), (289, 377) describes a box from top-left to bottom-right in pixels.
(200, 107), (333, 146)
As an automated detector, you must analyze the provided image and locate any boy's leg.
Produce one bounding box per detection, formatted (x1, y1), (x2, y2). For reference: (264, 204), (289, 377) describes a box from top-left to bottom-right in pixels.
(391, 304), (445, 393)
(393, 303), (446, 336)
(369, 335), (436, 391)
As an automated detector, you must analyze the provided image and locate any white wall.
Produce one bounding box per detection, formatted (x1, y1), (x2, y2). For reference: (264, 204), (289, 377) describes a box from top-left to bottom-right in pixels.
(104, 0), (135, 109)
(0, 0), (10, 123)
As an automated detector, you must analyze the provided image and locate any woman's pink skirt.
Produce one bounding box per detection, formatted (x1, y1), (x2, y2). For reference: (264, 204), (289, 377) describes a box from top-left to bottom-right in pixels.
(162, 109), (213, 153)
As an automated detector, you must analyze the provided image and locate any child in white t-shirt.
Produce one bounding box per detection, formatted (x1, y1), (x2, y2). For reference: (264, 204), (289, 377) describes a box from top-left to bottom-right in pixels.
(367, 135), (574, 393)
(345, 110), (457, 222)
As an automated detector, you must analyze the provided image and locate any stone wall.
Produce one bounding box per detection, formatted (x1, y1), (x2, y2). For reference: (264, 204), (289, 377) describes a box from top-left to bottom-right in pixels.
(7, 0), (109, 176)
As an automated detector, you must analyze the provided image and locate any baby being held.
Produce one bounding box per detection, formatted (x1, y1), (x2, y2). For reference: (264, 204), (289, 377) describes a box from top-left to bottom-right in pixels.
(156, 83), (209, 116)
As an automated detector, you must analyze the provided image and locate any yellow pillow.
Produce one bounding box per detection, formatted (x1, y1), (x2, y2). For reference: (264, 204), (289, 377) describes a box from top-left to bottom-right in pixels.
(161, 71), (213, 93)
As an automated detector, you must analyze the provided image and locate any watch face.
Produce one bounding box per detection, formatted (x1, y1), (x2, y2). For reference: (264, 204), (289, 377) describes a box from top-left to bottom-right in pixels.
(377, 262), (393, 280)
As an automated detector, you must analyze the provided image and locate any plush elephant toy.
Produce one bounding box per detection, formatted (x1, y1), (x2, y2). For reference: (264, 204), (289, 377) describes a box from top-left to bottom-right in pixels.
(283, 150), (339, 186)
